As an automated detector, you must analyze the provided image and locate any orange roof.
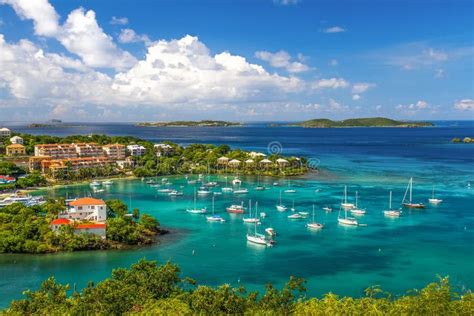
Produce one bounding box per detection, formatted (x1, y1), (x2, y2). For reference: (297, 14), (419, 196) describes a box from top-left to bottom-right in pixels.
(69, 197), (106, 206)
(51, 218), (71, 225)
(7, 144), (25, 148)
(76, 223), (106, 229)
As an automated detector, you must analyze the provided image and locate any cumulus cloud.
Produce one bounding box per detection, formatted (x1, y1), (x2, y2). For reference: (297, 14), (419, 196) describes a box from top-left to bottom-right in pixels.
(323, 26), (345, 33)
(118, 28), (150, 44)
(352, 82), (376, 94)
(352, 94), (361, 100)
(396, 100), (430, 115)
(255, 50), (309, 73)
(110, 16), (128, 25)
(454, 99), (474, 111)
(311, 78), (349, 90)
(273, 0), (299, 5)
(2, 0), (137, 70)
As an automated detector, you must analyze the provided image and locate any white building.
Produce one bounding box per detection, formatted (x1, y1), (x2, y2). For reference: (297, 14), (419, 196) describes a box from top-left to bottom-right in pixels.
(0, 128), (11, 137)
(59, 197), (107, 222)
(127, 144), (146, 156)
(10, 136), (23, 144)
(50, 218), (106, 239)
(154, 143), (174, 157)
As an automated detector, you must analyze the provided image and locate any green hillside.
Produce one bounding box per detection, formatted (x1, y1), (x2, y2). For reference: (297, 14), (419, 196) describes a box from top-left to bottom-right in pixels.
(286, 117), (433, 128)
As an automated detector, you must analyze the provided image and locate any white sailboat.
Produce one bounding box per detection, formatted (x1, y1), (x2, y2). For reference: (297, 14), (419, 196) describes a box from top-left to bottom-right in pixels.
(233, 182), (248, 194)
(341, 185), (355, 209)
(307, 205), (324, 230)
(221, 176), (233, 193)
(206, 196), (225, 222)
(402, 177), (425, 209)
(288, 213), (303, 219)
(350, 191), (366, 215)
(284, 180), (296, 193)
(187, 188), (207, 214)
(276, 190), (287, 211)
(323, 206), (333, 212)
(290, 199), (296, 212)
(428, 185), (443, 204)
(247, 216), (273, 247)
(243, 200), (260, 223)
(255, 175), (265, 191)
(197, 186), (211, 195)
(384, 191), (401, 217)
(338, 195), (358, 226)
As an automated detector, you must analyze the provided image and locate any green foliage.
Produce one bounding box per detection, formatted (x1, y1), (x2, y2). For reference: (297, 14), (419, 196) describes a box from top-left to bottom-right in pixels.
(289, 117), (434, 128)
(3, 260), (472, 315)
(0, 161), (25, 176)
(106, 199), (128, 218)
(15, 172), (46, 188)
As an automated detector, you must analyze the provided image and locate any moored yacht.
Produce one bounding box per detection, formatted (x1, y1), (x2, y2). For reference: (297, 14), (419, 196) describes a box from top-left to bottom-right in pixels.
(226, 202), (246, 214)
(402, 177), (425, 209)
(428, 185), (443, 204)
(307, 205), (324, 230)
(384, 191), (401, 217)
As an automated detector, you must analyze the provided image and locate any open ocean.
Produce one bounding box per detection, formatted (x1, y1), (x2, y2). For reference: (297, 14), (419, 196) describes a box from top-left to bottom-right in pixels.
(0, 121), (473, 307)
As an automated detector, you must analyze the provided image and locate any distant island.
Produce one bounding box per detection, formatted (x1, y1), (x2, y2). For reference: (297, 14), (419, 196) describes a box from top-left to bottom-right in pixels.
(137, 120), (241, 127)
(273, 117), (434, 128)
(451, 137), (473, 143)
(28, 120), (71, 128)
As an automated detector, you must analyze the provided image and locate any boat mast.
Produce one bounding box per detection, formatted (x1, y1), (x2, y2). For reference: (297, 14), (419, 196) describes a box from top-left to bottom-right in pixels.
(212, 196), (215, 215)
(355, 191), (358, 208)
(409, 178), (413, 203)
(255, 201), (258, 219)
(344, 185), (347, 204)
(389, 191), (392, 209)
(312, 204), (315, 223)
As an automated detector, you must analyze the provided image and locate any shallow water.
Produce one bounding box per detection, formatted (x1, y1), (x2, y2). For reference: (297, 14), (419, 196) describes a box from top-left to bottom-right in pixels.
(0, 122), (473, 306)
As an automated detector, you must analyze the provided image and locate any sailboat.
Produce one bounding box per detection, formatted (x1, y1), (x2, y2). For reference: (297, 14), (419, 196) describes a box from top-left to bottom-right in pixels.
(307, 205), (324, 229)
(255, 175), (265, 191)
(341, 185), (355, 209)
(428, 185), (443, 204)
(276, 190), (287, 211)
(233, 182), (248, 194)
(187, 188), (207, 214)
(221, 176), (233, 193)
(243, 200), (260, 223)
(284, 180), (296, 193)
(338, 195), (358, 226)
(402, 177), (425, 208)
(290, 199), (296, 212)
(350, 191), (366, 215)
(226, 201), (246, 214)
(206, 196), (225, 222)
(247, 216), (273, 247)
(384, 191), (401, 217)
(197, 186), (211, 195)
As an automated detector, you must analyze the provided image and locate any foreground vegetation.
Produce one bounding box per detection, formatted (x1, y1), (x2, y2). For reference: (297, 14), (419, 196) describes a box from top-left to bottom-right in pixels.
(0, 162), (46, 191)
(0, 200), (161, 254)
(137, 120), (241, 127)
(278, 117), (434, 128)
(2, 259), (472, 315)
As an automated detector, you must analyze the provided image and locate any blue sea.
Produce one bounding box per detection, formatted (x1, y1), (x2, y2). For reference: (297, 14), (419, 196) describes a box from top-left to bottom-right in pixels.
(0, 121), (473, 307)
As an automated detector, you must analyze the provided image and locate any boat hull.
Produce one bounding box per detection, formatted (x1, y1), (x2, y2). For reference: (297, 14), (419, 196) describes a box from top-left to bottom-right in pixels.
(403, 203), (425, 209)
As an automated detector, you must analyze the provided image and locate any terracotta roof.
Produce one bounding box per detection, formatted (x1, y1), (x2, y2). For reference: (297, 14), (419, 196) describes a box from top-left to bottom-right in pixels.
(51, 218), (71, 225)
(7, 144), (25, 148)
(76, 223), (106, 229)
(69, 197), (106, 206)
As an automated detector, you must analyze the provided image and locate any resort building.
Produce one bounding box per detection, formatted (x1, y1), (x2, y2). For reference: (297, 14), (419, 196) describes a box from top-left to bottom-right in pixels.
(116, 157), (135, 169)
(0, 128), (11, 137)
(6, 144), (26, 156)
(154, 143), (174, 157)
(73, 143), (104, 157)
(28, 156), (52, 172)
(34, 144), (77, 159)
(249, 151), (267, 159)
(102, 144), (126, 160)
(10, 136), (23, 144)
(41, 157), (114, 175)
(50, 218), (106, 239)
(59, 197), (107, 222)
(127, 145), (146, 156)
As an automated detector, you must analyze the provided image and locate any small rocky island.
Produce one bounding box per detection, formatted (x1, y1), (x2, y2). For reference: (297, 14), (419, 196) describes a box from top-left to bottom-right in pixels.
(273, 117), (434, 128)
(137, 120), (241, 127)
(451, 137), (473, 143)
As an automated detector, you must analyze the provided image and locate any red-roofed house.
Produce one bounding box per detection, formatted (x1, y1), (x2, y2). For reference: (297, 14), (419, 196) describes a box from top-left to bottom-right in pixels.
(59, 197), (107, 222)
(50, 218), (106, 239)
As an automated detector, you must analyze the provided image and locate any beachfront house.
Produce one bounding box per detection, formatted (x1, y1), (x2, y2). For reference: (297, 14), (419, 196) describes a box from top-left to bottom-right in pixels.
(50, 218), (106, 239)
(10, 136), (23, 144)
(154, 143), (174, 157)
(59, 197), (107, 222)
(0, 128), (11, 137)
(127, 145), (146, 156)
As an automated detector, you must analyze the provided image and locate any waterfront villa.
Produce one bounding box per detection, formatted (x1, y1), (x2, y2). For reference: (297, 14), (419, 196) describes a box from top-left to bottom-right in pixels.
(6, 144), (26, 156)
(50, 218), (106, 239)
(0, 127), (11, 137)
(127, 145), (146, 156)
(59, 197), (107, 222)
(102, 144), (126, 160)
(9, 136), (23, 144)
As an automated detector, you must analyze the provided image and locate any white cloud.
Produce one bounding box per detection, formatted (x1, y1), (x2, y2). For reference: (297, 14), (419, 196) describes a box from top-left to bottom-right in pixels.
(2, 0), (137, 70)
(352, 82), (376, 94)
(396, 100), (430, 115)
(110, 16), (128, 25)
(329, 59), (338, 66)
(454, 99), (474, 111)
(273, 0), (299, 5)
(118, 28), (150, 45)
(415, 100), (428, 109)
(0, 0), (59, 36)
(352, 94), (361, 101)
(255, 50), (309, 73)
(323, 26), (345, 34)
(312, 78), (349, 90)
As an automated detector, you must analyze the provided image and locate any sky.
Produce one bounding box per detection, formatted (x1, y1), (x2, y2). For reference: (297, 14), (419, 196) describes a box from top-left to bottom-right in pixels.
(0, 0), (473, 122)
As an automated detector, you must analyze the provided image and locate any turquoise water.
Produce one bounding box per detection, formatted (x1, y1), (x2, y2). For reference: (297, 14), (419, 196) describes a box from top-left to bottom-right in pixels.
(0, 122), (473, 306)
